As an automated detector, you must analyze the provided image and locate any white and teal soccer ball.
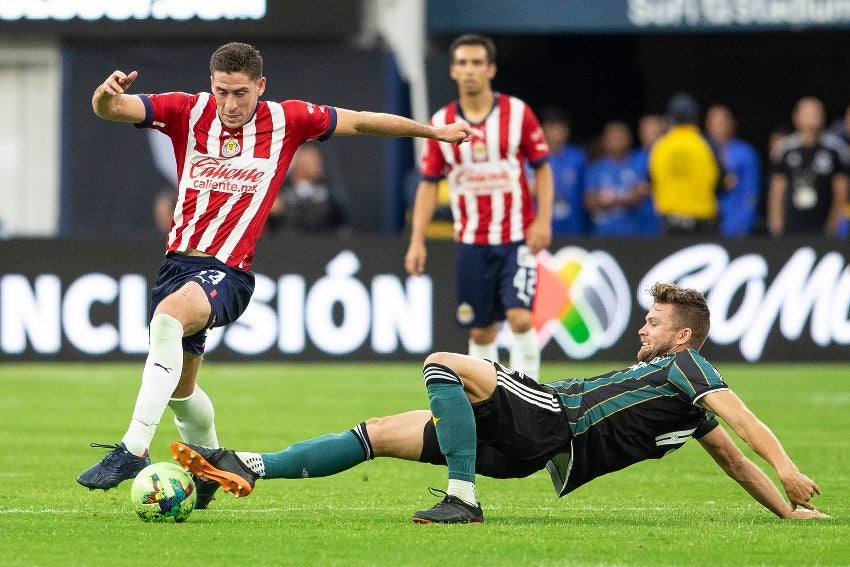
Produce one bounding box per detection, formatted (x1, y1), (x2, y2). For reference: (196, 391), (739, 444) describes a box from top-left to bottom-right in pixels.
(131, 462), (197, 523)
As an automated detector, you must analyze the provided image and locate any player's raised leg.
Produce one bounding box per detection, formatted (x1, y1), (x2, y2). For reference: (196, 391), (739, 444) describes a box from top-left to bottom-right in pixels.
(412, 352), (494, 524)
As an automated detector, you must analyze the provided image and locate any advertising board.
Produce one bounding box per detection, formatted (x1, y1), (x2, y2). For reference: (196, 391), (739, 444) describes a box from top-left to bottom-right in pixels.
(1, 235), (847, 362)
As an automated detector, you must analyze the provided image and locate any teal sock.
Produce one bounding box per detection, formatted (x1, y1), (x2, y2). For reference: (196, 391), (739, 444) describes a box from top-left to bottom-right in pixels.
(261, 423), (373, 479)
(423, 363), (476, 483)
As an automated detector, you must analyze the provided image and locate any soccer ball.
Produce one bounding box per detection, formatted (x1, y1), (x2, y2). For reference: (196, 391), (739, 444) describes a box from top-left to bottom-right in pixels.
(131, 462), (197, 523)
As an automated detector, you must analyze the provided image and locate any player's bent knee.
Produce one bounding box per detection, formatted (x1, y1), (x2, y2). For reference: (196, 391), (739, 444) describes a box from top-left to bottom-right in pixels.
(423, 351), (460, 368)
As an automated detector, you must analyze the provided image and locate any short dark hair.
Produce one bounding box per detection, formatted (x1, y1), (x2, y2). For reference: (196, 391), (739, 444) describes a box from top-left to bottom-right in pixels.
(665, 92), (700, 125)
(449, 34), (497, 65)
(210, 42), (263, 81)
(649, 282), (710, 348)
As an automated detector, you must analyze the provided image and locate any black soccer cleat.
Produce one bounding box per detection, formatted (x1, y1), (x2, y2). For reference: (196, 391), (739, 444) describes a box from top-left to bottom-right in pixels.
(170, 442), (258, 498)
(77, 442), (151, 490)
(193, 475), (220, 510)
(412, 488), (484, 524)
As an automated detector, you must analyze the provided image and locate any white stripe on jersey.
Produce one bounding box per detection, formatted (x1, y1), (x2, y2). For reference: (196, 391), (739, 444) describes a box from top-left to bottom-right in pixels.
(432, 108), (455, 167)
(194, 109), (248, 252)
(434, 95), (531, 245)
(174, 94), (215, 252)
(171, 93), (210, 249)
(496, 367), (561, 413)
(484, 108), (504, 245)
(214, 102), (286, 263)
(506, 96), (526, 242)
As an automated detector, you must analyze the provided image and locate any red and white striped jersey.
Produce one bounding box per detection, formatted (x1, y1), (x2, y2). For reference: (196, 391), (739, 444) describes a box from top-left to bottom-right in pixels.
(139, 92), (336, 270)
(420, 93), (549, 245)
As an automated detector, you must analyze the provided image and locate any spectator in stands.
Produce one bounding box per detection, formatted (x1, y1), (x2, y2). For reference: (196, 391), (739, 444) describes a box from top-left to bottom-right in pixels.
(274, 142), (349, 234)
(828, 104), (850, 145)
(631, 113), (664, 172)
(827, 105), (850, 237)
(768, 96), (850, 237)
(704, 104), (761, 237)
(649, 92), (723, 235)
(584, 121), (660, 236)
(767, 123), (794, 163)
(540, 107), (588, 236)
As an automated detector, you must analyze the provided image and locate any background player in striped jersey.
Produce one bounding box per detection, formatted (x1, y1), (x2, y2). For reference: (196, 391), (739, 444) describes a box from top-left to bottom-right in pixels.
(77, 42), (473, 506)
(405, 34), (554, 381)
(172, 282), (827, 523)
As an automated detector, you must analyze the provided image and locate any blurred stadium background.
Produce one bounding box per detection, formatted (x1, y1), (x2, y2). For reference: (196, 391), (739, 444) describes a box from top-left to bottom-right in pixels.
(1, 0), (849, 366)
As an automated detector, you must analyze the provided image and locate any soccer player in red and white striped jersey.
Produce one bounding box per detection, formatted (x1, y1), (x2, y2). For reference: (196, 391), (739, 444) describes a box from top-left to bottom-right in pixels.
(405, 34), (553, 385)
(77, 42), (472, 502)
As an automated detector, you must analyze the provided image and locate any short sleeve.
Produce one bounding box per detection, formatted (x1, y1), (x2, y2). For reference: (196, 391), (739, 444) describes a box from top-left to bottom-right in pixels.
(693, 417), (720, 439)
(667, 349), (729, 405)
(281, 100), (336, 143)
(521, 105), (550, 167)
(420, 136), (446, 181)
(136, 92), (196, 132)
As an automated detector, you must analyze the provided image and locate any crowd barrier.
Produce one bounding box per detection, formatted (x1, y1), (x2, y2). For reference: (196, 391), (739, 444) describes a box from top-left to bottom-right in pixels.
(1, 235), (847, 362)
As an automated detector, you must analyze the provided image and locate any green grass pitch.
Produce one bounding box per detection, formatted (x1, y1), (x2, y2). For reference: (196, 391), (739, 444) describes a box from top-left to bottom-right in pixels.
(1, 360), (847, 566)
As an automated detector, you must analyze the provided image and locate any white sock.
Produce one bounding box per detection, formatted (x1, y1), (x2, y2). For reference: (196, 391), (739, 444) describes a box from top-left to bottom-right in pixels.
(447, 478), (477, 507)
(168, 386), (218, 448)
(122, 313), (184, 456)
(236, 452), (266, 477)
(468, 339), (498, 363)
(509, 328), (540, 381)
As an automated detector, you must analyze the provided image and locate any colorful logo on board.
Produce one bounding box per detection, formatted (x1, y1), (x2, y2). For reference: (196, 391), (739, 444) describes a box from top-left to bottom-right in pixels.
(533, 247), (631, 359)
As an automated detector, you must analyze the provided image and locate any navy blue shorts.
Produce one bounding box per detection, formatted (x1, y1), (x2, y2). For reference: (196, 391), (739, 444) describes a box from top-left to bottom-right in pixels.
(454, 241), (538, 328)
(150, 253), (255, 355)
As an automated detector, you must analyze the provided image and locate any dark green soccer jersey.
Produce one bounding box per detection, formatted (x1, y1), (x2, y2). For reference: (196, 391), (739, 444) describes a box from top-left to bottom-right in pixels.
(544, 348), (729, 496)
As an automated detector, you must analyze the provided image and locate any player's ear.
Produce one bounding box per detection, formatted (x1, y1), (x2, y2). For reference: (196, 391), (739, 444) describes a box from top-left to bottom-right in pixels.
(676, 327), (692, 347)
(256, 77), (266, 96)
(487, 64), (497, 80)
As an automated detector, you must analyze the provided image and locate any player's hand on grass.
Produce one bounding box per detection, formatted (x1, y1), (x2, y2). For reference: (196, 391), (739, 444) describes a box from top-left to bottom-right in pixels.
(405, 241), (427, 276)
(780, 470), (821, 511)
(784, 507), (831, 520)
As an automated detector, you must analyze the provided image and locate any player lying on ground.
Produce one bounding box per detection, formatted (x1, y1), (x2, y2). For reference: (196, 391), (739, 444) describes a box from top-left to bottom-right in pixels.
(172, 283), (828, 523)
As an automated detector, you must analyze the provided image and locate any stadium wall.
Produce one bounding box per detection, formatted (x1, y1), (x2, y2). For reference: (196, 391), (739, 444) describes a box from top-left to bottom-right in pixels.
(1, 236), (847, 363)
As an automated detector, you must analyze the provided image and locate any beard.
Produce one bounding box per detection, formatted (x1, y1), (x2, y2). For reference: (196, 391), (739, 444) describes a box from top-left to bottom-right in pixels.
(636, 340), (674, 363)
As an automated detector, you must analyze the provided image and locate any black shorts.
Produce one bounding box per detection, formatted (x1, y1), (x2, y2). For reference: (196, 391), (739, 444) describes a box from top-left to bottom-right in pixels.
(150, 253), (255, 355)
(420, 362), (572, 479)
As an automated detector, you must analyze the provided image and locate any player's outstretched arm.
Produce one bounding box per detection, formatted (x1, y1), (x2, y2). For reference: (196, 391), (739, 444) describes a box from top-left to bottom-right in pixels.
(92, 70), (146, 123)
(699, 390), (829, 519)
(334, 108), (472, 143)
